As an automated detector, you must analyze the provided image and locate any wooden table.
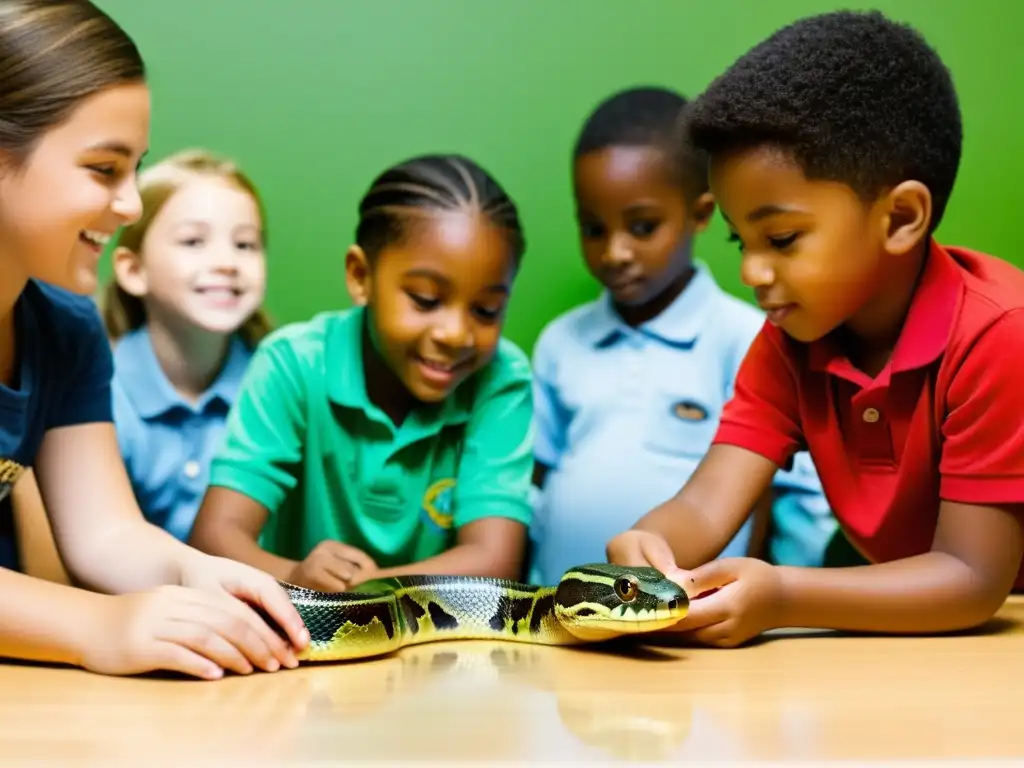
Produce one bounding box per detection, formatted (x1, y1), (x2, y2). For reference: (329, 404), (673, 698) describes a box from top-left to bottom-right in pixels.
(2, 598), (1023, 765)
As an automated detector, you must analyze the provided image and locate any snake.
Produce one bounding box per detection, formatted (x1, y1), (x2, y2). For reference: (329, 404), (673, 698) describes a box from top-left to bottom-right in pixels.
(271, 563), (690, 662)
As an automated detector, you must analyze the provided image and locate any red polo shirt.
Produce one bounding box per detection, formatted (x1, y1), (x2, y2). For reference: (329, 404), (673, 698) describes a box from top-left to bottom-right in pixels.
(715, 239), (1024, 590)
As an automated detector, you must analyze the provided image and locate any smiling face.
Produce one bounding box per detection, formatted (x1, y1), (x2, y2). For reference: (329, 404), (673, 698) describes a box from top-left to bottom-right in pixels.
(0, 81), (150, 295)
(113, 174), (267, 336)
(346, 210), (518, 405)
(710, 146), (892, 343)
(573, 146), (713, 318)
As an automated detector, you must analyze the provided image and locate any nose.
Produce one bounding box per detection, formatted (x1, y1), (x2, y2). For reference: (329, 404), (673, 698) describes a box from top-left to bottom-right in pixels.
(600, 233), (632, 268)
(111, 176), (143, 225)
(209, 246), (242, 274)
(740, 252), (775, 289)
(432, 309), (472, 349)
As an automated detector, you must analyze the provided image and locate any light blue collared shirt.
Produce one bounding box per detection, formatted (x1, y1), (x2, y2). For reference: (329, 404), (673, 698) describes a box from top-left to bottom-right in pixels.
(111, 328), (253, 541)
(769, 451), (838, 567)
(527, 263), (833, 584)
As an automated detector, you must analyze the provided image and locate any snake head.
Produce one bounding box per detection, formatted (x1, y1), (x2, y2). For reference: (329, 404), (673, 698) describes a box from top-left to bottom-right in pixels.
(552, 564), (689, 642)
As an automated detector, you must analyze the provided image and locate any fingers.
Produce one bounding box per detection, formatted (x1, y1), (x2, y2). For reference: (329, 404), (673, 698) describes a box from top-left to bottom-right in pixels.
(162, 594), (286, 674)
(333, 543), (377, 572)
(322, 554), (357, 586)
(208, 580), (308, 667)
(686, 621), (744, 648)
(666, 588), (731, 632)
(607, 531), (686, 581)
(607, 531), (658, 567)
(686, 558), (740, 597)
(230, 579), (310, 662)
(638, 534), (686, 577)
(148, 640), (225, 681)
(164, 612), (258, 675)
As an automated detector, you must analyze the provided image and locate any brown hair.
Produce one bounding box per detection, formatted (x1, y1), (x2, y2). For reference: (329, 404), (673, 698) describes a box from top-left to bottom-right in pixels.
(0, 0), (144, 166)
(102, 148), (273, 347)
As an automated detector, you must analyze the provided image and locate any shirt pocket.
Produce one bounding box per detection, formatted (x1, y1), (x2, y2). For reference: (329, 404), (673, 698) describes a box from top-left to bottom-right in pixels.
(642, 388), (721, 460)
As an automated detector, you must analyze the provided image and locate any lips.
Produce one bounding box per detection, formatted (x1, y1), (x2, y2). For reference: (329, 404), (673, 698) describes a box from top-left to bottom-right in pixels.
(420, 357), (456, 374)
(80, 230), (112, 249)
(605, 273), (644, 291)
(415, 354), (470, 389)
(760, 303), (797, 325)
(195, 286), (243, 297)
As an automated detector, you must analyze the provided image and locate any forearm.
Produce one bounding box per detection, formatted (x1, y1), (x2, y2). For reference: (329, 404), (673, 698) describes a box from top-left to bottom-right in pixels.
(64, 518), (197, 594)
(0, 567), (107, 667)
(776, 552), (1011, 634)
(188, 523), (298, 583)
(632, 496), (737, 569)
(361, 543), (522, 582)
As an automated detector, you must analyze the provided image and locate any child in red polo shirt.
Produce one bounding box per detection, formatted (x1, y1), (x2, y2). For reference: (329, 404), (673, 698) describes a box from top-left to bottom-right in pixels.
(607, 9), (1024, 646)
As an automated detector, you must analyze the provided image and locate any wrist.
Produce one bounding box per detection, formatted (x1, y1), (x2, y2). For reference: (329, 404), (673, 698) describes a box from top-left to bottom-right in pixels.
(774, 565), (803, 628)
(68, 590), (118, 668)
(170, 543), (209, 586)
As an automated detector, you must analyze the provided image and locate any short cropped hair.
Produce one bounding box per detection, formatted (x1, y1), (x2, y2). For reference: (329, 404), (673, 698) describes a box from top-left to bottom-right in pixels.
(686, 10), (962, 229)
(574, 85), (710, 200)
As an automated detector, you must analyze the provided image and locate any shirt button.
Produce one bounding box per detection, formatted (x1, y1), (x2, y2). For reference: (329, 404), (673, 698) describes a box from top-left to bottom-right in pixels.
(862, 407), (880, 423)
(183, 460), (201, 479)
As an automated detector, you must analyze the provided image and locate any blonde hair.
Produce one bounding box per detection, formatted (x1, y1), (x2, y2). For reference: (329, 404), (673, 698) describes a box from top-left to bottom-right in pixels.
(102, 148), (273, 348)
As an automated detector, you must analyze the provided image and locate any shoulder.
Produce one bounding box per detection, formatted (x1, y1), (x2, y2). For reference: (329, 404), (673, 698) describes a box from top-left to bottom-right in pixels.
(533, 297), (605, 361)
(21, 281), (112, 385)
(251, 309), (340, 369)
(23, 280), (108, 346)
(472, 336), (532, 395)
(945, 246), (1024, 357)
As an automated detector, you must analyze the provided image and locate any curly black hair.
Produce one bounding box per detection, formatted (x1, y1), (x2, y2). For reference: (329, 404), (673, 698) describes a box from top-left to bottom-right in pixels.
(686, 10), (962, 230)
(574, 85), (709, 200)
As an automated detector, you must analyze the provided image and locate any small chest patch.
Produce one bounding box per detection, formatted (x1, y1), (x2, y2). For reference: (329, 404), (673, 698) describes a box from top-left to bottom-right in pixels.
(671, 400), (708, 422)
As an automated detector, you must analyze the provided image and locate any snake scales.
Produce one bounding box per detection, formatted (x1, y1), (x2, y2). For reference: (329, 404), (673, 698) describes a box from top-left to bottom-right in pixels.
(270, 563), (690, 662)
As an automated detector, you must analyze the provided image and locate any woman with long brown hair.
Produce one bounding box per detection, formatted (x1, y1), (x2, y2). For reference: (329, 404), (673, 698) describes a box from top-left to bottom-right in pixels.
(0, 0), (306, 681)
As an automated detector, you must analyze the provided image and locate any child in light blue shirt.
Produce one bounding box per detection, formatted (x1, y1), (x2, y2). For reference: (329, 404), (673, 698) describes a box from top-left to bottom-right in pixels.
(529, 86), (834, 584)
(103, 148), (273, 542)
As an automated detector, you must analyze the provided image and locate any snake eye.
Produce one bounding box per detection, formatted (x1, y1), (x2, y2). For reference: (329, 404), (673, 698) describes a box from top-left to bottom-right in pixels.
(614, 576), (639, 602)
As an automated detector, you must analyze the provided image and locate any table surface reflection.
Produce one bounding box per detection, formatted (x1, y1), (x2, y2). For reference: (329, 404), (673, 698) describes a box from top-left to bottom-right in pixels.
(3, 597), (1024, 765)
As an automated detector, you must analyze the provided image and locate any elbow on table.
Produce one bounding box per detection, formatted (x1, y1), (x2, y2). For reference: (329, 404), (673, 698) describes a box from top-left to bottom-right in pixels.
(947, 578), (1015, 634)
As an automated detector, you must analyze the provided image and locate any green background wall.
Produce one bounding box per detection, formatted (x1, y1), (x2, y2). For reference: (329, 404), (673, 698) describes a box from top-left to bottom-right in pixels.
(94, 0), (1021, 355)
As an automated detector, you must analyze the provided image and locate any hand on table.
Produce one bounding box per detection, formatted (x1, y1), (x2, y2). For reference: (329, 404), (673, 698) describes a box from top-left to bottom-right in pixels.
(80, 555), (310, 680)
(607, 529), (782, 647)
(286, 540), (377, 592)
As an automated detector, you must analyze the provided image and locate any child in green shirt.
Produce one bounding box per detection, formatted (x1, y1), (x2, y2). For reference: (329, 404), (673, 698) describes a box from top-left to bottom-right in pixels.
(189, 154), (534, 592)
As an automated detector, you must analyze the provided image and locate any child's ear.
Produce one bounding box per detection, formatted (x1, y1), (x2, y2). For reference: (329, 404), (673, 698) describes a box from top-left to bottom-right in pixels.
(881, 180), (931, 255)
(344, 245), (372, 306)
(111, 246), (147, 296)
(690, 192), (716, 233)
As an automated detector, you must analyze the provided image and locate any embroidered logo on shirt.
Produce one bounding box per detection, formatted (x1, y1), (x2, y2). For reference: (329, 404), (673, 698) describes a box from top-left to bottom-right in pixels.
(671, 400), (709, 422)
(0, 457), (25, 503)
(421, 477), (456, 530)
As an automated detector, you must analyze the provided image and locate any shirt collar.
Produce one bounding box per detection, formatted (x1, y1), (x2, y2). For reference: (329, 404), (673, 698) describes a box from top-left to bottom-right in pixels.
(114, 327), (252, 419)
(581, 261), (725, 349)
(325, 306), (472, 431)
(809, 237), (961, 376)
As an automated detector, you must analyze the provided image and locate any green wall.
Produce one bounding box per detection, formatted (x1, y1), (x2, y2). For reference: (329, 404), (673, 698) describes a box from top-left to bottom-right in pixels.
(94, 0), (1022, 355)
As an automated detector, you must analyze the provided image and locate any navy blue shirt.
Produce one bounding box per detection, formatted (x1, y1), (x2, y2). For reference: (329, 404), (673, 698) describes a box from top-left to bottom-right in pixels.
(0, 280), (114, 571)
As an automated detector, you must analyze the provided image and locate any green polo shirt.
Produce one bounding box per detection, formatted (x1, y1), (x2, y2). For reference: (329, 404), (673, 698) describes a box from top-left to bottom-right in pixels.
(207, 306), (535, 568)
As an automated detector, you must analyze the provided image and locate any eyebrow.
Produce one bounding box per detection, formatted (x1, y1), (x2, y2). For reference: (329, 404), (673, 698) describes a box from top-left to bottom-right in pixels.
(404, 268), (509, 293)
(85, 141), (147, 160)
(721, 204), (805, 227)
(623, 203), (664, 215)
